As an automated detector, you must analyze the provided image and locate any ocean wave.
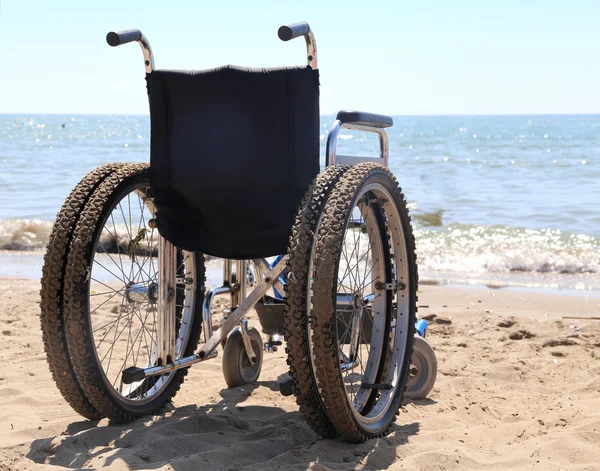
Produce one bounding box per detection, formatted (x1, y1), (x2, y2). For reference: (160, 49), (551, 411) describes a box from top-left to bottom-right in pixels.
(1, 219), (598, 278)
(415, 225), (600, 276)
(413, 210), (444, 227)
(0, 220), (53, 250)
(0, 219), (158, 255)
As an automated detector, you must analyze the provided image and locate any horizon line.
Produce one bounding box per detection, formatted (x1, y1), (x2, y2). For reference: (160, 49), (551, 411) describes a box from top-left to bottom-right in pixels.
(1, 112), (600, 117)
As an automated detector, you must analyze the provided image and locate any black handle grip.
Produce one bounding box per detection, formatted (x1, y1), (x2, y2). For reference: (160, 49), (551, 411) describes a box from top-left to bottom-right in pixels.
(278, 22), (310, 41)
(106, 29), (143, 47)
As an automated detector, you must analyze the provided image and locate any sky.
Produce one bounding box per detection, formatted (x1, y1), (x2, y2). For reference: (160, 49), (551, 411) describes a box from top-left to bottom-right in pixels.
(0, 0), (599, 115)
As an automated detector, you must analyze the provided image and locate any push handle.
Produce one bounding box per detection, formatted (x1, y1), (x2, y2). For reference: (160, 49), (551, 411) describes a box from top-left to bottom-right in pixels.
(278, 22), (311, 41)
(106, 29), (143, 47)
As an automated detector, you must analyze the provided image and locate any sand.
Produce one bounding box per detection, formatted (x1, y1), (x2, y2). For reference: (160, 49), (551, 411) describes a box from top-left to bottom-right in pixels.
(1, 276), (599, 471)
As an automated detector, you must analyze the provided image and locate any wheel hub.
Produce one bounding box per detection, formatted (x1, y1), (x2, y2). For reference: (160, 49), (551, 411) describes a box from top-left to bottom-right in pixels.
(125, 281), (158, 304)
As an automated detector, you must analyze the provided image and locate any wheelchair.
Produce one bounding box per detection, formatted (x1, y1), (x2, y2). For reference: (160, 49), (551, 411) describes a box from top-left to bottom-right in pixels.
(39, 22), (419, 443)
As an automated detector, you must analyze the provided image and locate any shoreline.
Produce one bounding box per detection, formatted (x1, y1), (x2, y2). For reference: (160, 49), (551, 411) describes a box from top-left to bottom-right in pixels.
(419, 278), (600, 300)
(2, 250), (599, 300)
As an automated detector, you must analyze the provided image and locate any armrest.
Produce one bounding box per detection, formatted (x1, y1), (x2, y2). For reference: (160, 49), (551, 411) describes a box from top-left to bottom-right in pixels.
(336, 110), (393, 129)
(326, 112), (391, 167)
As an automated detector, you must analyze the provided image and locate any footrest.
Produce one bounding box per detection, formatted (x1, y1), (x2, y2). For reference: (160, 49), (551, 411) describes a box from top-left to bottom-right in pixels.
(122, 366), (146, 384)
(279, 375), (295, 397)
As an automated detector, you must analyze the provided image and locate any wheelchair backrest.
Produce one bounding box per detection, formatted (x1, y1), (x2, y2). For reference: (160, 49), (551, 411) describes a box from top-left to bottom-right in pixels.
(147, 65), (320, 259)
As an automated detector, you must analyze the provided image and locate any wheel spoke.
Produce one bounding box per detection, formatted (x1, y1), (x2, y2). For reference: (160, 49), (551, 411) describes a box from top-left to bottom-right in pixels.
(113, 307), (147, 389)
(97, 237), (131, 282)
(89, 287), (126, 316)
(90, 286), (128, 297)
(333, 190), (396, 419)
(102, 303), (131, 366)
(86, 180), (199, 405)
(93, 259), (128, 284)
(132, 304), (155, 367)
(110, 212), (127, 285)
(92, 306), (129, 334)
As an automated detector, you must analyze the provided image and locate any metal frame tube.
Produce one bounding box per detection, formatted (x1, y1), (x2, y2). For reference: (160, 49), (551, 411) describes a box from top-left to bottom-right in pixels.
(125, 282), (153, 304)
(252, 258), (286, 294)
(305, 31), (317, 69)
(157, 236), (176, 365)
(122, 256), (289, 383)
(326, 120), (342, 166)
(202, 285), (231, 343)
(223, 259), (232, 284)
(326, 120), (390, 167)
(279, 23), (317, 69)
(349, 304), (364, 363)
(199, 256), (288, 359)
(138, 35), (155, 73)
(236, 260), (246, 302)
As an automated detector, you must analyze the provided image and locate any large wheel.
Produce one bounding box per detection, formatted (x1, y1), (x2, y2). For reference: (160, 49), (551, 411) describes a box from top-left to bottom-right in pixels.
(40, 163), (130, 420)
(62, 164), (205, 422)
(284, 164), (350, 439)
(310, 163), (418, 443)
(407, 335), (437, 400)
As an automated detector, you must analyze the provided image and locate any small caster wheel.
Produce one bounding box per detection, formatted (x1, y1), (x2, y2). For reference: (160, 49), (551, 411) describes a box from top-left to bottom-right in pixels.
(407, 335), (438, 400)
(223, 327), (263, 388)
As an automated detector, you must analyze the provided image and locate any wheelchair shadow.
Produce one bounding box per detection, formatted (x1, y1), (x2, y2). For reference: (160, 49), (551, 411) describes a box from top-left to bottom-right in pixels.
(27, 386), (420, 470)
(407, 397), (438, 407)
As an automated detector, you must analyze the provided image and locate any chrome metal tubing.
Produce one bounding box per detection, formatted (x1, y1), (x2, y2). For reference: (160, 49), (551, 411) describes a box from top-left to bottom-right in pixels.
(236, 260), (246, 302)
(202, 285), (232, 343)
(340, 360), (360, 372)
(132, 350), (219, 381)
(122, 256), (288, 381)
(157, 236), (176, 365)
(326, 120), (342, 166)
(223, 259), (232, 284)
(224, 259), (238, 313)
(138, 35), (155, 73)
(335, 294), (376, 309)
(339, 349), (359, 372)
(252, 258), (286, 295)
(326, 120), (390, 167)
(349, 305), (365, 363)
(305, 31), (317, 69)
(363, 293), (376, 304)
(198, 255), (288, 359)
(125, 282), (152, 304)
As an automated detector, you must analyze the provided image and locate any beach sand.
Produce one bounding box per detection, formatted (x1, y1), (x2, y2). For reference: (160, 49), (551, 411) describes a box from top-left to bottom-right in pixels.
(0, 277), (599, 470)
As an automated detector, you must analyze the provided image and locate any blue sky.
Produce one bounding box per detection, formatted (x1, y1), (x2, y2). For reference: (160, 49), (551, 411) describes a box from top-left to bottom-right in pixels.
(0, 0), (598, 115)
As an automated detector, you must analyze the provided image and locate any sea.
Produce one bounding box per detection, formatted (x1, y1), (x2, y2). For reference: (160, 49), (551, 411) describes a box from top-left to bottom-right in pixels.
(1, 114), (599, 296)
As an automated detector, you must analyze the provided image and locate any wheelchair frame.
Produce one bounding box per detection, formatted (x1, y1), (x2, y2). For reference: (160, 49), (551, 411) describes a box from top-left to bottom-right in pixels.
(39, 21), (425, 443)
(115, 23), (394, 386)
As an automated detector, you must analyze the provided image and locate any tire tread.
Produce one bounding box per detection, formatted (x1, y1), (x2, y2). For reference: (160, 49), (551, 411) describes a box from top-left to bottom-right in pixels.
(284, 164), (350, 439)
(62, 164), (204, 422)
(40, 163), (126, 420)
(310, 163), (418, 442)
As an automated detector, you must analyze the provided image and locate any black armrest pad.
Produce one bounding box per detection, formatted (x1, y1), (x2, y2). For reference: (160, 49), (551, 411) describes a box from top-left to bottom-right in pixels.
(336, 110), (393, 129)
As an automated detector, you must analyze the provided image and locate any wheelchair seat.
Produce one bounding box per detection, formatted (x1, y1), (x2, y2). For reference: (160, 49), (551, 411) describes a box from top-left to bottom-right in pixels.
(147, 65), (320, 259)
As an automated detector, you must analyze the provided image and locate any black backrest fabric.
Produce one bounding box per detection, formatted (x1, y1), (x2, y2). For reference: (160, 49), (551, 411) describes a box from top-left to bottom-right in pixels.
(147, 65), (320, 259)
